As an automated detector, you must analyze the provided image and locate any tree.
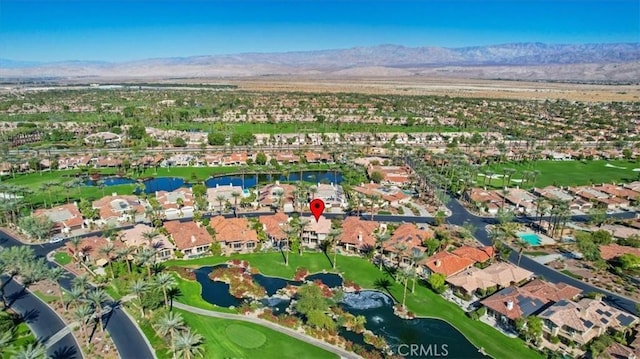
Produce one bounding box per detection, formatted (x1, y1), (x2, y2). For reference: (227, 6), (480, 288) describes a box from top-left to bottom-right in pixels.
(130, 279), (149, 317)
(397, 268), (410, 309)
(295, 283), (330, 316)
(74, 304), (94, 344)
(47, 266), (67, 304)
(173, 329), (205, 359)
(99, 243), (116, 279)
(588, 207), (607, 227)
(86, 288), (109, 334)
(306, 309), (336, 331)
(154, 311), (185, 358)
(522, 316), (543, 344)
(370, 171), (384, 184)
(427, 273), (446, 293)
(207, 132), (225, 146)
(18, 216), (54, 242)
(155, 272), (176, 308)
(618, 253), (640, 270)
(576, 232), (600, 261)
(171, 137), (187, 147)
(128, 124), (146, 140)
(10, 342), (47, 359)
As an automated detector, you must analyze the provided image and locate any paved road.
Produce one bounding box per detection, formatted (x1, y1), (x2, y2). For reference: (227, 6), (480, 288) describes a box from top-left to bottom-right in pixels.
(173, 302), (360, 359)
(2, 276), (81, 359)
(0, 230), (155, 359)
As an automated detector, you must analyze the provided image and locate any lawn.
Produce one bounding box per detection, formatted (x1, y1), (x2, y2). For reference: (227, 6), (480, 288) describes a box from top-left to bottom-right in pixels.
(32, 290), (58, 304)
(54, 251), (72, 266)
(477, 159), (640, 189)
(166, 252), (542, 359)
(175, 309), (338, 359)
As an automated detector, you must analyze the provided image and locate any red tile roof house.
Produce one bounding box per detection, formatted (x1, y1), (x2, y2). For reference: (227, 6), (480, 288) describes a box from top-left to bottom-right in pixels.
(92, 194), (145, 226)
(337, 217), (380, 253)
(446, 262), (533, 297)
(352, 182), (410, 208)
(118, 224), (176, 261)
(258, 182), (296, 211)
(155, 188), (195, 218)
(259, 212), (290, 248)
(480, 279), (581, 329)
(539, 297), (638, 346)
(421, 251), (476, 278)
(304, 152), (333, 163)
(33, 203), (84, 235)
(464, 188), (504, 215)
(164, 221), (213, 259)
(599, 243), (640, 260)
(382, 224), (433, 266)
(65, 235), (123, 267)
(302, 215), (332, 249)
(209, 216), (258, 253)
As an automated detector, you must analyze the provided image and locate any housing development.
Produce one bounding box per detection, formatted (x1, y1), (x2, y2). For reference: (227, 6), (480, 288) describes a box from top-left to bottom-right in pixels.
(0, 81), (639, 359)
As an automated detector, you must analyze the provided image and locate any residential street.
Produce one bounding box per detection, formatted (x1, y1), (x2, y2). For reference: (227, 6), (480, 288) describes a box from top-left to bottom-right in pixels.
(0, 231), (156, 359)
(2, 276), (81, 359)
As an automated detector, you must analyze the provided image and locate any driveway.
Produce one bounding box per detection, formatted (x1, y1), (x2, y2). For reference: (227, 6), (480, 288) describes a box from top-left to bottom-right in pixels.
(2, 276), (81, 359)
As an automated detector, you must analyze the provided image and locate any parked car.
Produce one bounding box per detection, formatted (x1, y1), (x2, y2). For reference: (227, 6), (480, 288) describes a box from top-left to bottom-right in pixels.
(49, 235), (65, 244)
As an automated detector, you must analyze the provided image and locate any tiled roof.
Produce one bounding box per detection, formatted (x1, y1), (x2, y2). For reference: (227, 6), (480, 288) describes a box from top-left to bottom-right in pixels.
(65, 235), (123, 262)
(520, 279), (581, 302)
(209, 216), (258, 243)
(338, 217), (379, 250)
(383, 223), (433, 254)
(304, 215), (332, 235)
(119, 224), (175, 250)
(446, 262), (533, 293)
(599, 244), (640, 260)
(539, 298), (638, 334)
(156, 188), (194, 209)
(92, 195), (144, 220)
(164, 221), (213, 250)
(480, 285), (549, 320)
(451, 246), (495, 263)
(34, 203), (83, 229)
(259, 212), (289, 240)
(422, 251), (475, 277)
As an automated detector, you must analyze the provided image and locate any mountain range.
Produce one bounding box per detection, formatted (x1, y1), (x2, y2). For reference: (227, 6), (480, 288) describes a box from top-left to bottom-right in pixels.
(2, 42), (639, 82)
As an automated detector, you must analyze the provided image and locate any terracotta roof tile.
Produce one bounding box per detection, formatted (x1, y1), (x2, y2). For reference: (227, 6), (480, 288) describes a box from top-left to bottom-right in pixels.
(164, 221), (213, 250)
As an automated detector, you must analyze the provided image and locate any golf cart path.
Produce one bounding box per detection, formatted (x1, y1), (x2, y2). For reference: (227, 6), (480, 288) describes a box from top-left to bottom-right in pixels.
(172, 302), (362, 359)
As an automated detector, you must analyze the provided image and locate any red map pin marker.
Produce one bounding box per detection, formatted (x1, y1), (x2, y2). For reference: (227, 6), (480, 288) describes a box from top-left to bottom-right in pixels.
(310, 198), (325, 222)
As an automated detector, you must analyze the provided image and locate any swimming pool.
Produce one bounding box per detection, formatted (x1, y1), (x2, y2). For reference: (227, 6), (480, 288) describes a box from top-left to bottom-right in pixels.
(517, 232), (542, 246)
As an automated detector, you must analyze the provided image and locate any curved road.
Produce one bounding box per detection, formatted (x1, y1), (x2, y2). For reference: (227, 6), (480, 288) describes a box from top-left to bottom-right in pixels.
(172, 302), (360, 359)
(0, 230), (155, 359)
(2, 276), (81, 359)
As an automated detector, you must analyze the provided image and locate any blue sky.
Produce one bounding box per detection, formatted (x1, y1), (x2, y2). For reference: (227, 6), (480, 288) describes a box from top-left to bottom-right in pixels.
(1, 0), (638, 62)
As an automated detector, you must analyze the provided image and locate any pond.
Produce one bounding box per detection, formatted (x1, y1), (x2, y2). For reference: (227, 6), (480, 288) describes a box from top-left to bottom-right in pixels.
(193, 265), (485, 359)
(84, 170), (343, 194)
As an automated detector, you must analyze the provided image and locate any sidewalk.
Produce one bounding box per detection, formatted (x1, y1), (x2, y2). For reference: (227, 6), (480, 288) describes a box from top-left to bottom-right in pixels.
(173, 302), (362, 359)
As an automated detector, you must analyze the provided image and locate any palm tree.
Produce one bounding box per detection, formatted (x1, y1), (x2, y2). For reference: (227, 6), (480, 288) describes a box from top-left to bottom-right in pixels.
(74, 303), (94, 344)
(11, 342), (47, 359)
(64, 285), (84, 310)
(86, 288), (109, 333)
(69, 237), (82, 265)
(99, 242), (116, 279)
(410, 250), (425, 293)
(309, 186), (318, 200)
(155, 272), (176, 308)
(374, 232), (390, 270)
(154, 311), (185, 358)
(136, 248), (156, 279)
(71, 274), (90, 291)
(397, 268), (410, 310)
(231, 191), (241, 216)
(115, 246), (135, 274)
(142, 229), (158, 248)
(328, 228), (342, 269)
(215, 195), (226, 213)
(47, 266), (67, 304)
(129, 279), (149, 317)
(173, 328), (205, 359)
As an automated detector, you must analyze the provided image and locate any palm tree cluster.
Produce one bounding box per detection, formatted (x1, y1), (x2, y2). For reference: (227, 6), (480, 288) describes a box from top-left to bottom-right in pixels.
(153, 311), (204, 359)
(0, 246), (50, 309)
(0, 184), (32, 227)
